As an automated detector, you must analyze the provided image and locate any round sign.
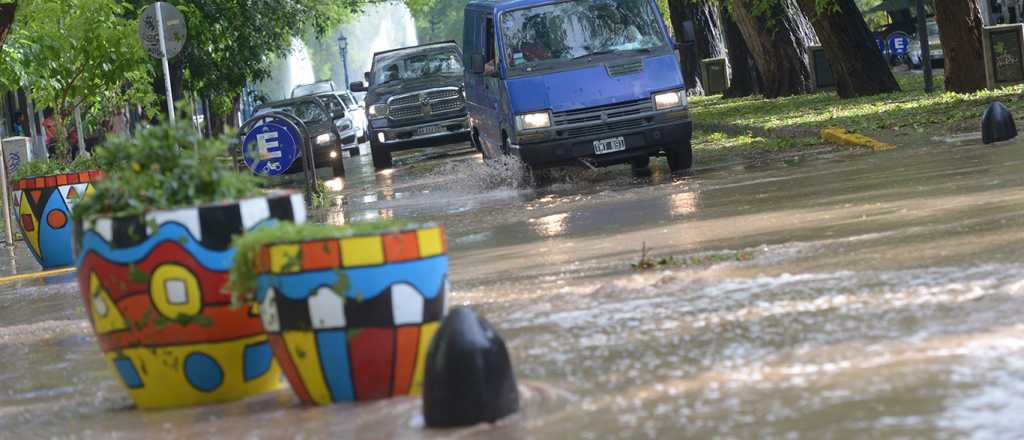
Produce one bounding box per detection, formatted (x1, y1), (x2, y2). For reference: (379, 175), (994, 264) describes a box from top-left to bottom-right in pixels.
(139, 2), (187, 59)
(242, 118), (301, 177)
(888, 32), (911, 56)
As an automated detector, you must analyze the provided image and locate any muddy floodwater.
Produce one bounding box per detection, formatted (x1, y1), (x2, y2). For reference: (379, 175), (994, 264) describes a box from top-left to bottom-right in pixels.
(3, 138), (1024, 438)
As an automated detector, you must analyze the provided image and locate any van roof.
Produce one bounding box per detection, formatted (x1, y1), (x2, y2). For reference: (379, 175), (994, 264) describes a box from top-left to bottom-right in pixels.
(467, 0), (571, 13)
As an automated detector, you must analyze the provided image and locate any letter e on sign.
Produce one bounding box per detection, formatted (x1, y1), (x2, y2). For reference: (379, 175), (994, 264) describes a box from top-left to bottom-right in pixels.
(256, 131), (282, 160)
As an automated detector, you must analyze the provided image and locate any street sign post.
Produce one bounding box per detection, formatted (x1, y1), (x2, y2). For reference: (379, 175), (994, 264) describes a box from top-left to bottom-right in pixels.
(241, 118), (300, 177)
(139, 2), (186, 124)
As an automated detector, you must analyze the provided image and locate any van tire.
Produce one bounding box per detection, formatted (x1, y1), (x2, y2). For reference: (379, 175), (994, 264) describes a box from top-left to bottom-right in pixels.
(371, 139), (393, 170)
(666, 142), (694, 173)
(471, 129), (484, 154)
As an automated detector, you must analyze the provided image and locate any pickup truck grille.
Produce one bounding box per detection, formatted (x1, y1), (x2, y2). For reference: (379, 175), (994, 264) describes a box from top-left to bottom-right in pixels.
(552, 98), (654, 138)
(388, 87), (465, 120)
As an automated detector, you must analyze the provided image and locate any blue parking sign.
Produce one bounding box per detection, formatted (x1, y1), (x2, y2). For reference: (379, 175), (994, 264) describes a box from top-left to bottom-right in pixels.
(888, 32), (910, 56)
(242, 118), (300, 176)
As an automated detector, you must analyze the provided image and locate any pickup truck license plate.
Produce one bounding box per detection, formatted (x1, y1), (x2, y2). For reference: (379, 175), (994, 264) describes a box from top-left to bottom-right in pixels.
(593, 136), (626, 155)
(415, 126), (443, 136)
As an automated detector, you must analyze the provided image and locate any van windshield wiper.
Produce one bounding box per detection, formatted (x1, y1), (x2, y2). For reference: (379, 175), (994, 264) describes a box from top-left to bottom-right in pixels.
(572, 47), (653, 61)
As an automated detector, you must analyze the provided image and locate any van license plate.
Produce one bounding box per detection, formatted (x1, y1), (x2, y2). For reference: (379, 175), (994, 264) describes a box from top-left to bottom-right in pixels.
(594, 136), (626, 155)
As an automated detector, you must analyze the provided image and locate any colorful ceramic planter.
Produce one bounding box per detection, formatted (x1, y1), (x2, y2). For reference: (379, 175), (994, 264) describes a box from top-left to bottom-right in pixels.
(255, 224), (449, 405)
(12, 171), (101, 269)
(73, 192), (307, 409)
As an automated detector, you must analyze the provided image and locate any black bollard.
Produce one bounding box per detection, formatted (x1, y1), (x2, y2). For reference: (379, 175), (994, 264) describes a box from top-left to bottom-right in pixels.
(423, 306), (519, 428)
(982, 101), (1018, 144)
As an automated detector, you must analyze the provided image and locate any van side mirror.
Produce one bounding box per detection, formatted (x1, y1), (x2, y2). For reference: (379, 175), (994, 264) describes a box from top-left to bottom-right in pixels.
(470, 54), (485, 74)
(350, 81), (367, 93)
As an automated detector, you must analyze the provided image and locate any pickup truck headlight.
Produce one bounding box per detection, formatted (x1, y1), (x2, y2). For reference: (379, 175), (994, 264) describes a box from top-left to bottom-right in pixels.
(315, 133), (335, 145)
(368, 104), (389, 117)
(653, 90), (687, 110)
(515, 111), (552, 131)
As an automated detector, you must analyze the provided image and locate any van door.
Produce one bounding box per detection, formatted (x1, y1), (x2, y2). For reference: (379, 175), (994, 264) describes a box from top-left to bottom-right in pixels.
(473, 15), (503, 156)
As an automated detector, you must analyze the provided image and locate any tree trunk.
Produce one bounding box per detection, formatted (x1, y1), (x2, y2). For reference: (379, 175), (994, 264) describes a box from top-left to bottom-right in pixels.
(668, 0), (726, 95)
(0, 3), (14, 51)
(796, 0), (900, 98)
(721, 5), (756, 98)
(934, 0), (987, 93)
(730, 0), (815, 98)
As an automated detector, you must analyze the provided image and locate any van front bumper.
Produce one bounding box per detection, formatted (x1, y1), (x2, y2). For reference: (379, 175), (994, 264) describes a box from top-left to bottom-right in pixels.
(514, 118), (692, 168)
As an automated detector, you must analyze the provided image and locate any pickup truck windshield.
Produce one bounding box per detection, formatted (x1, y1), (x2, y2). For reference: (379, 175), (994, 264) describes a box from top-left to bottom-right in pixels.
(373, 49), (463, 85)
(501, 0), (666, 71)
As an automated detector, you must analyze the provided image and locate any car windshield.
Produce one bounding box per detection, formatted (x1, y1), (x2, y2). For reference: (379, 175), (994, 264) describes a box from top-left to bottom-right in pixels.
(256, 101), (327, 124)
(291, 82), (334, 98)
(338, 93), (356, 108)
(501, 0), (666, 71)
(373, 49), (463, 85)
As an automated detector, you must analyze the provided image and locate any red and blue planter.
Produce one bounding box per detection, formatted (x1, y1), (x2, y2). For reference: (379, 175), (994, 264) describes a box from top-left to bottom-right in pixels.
(12, 171), (101, 269)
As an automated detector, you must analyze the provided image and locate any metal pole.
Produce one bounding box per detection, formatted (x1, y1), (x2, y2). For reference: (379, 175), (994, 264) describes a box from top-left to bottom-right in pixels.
(917, 0), (934, 93)
(74, 106), (86, 157)
(156, 2), (175, 124)
(0, 142), (14, 247)
(24, 93), (39, 155)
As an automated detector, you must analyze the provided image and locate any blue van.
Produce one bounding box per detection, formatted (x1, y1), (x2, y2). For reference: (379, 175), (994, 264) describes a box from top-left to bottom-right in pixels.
(463, 0), (693, 177)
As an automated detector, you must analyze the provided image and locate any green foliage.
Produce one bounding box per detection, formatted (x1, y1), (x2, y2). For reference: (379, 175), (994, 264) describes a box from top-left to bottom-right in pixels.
(227, 219), (414, 305)
(0, 0), (155, 164)
(9, 155), (100, 181)
(74, 122), (263, 221)
(691, 73), (1024, 135)
(406, 0), (469, 44)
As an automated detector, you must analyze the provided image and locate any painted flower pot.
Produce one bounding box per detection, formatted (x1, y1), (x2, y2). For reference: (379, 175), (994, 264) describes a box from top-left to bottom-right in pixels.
(12, 171), (101, 269)
(73, 192), (307, 409)
(255, 224), (449, 405)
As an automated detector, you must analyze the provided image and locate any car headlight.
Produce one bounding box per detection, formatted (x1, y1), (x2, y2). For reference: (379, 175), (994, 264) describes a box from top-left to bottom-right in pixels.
(653, 90), (687, 110)
(316, 133), (334, 145)
(368, 104), (389, 117)
(515, 111), (551, 131)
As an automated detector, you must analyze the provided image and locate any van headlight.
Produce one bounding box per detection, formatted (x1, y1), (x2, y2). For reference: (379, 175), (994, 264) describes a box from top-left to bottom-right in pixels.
(515, 111), (552, 131)
(653, 90), (687, 110)
(368, 104), (389, 117)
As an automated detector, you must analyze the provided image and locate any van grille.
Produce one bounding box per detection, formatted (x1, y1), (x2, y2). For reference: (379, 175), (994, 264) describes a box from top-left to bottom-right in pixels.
(551, 98), (654, 138)
(387, 87), (465, 121)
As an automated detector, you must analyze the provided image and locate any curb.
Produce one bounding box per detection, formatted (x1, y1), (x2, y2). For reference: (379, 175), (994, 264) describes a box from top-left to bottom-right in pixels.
(820, 128), (895, 151)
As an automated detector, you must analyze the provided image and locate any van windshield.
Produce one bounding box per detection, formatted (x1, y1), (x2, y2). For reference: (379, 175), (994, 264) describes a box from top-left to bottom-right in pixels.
(373, 49), (463, 86)
(501, 0), (666, 72)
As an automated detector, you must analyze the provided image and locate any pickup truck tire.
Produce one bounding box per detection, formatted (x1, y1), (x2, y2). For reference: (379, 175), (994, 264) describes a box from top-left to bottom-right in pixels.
(370, 139), (393, 170)
(665, 142), (694, 173)
(631, 156), (652, 177)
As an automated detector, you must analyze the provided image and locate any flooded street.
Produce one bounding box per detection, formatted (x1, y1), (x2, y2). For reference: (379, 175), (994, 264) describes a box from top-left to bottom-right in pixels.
(3, 138), (1024, 438)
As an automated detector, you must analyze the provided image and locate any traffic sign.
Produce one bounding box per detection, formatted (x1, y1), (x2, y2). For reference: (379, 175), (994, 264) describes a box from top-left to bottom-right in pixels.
(242, 118), (301, 177)
(139, 2), (186, 59)
(888, 32), (911, 56)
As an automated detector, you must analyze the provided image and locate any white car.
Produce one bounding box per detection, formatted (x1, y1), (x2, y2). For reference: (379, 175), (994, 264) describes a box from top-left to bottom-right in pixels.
(336, 90), (367, 143)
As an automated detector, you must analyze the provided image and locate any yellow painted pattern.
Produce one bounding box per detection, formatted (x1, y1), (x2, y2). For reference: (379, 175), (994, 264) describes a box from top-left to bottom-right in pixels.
(282, 330), (333, 405)
(416, 227), (445, 257)
(19, 194), (40, 256)
(106, 335), (284, 409)
(149, 264), (202, 319)
(409, 321), (440, 395)
(340, 236), (384, 267)
(269, 244), (302, 273)
(90, 273), (128, 334)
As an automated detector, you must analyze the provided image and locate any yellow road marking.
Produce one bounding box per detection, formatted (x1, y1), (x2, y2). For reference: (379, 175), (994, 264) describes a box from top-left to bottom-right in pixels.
(0, 268), (75, 285)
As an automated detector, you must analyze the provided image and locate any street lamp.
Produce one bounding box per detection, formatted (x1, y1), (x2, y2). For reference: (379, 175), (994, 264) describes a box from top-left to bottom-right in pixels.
(337, 35), (350, 89)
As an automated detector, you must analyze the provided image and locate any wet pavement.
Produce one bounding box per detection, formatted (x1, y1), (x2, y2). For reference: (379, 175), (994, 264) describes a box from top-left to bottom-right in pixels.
(3, 137), (1024, 438)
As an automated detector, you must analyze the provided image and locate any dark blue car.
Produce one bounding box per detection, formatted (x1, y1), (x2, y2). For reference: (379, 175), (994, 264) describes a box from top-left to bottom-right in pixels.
(463, 0), (693, 177)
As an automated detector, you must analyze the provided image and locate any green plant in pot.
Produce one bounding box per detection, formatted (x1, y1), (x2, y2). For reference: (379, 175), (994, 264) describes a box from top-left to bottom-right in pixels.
(73, 123), (307, 409)
(10, 154), (102, 269)
(227, 220), (449, 404)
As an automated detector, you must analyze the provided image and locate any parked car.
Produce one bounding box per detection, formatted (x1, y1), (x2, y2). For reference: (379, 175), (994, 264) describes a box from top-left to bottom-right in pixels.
(292, 80), (336, 99)
(908, 19), (944, 69)
(350, 41), (471, 170)
(315, 92), (361, 156)
(335, 90), (368, 143)
(248, 94), (347, 177)
(462, 0), (693, 177)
